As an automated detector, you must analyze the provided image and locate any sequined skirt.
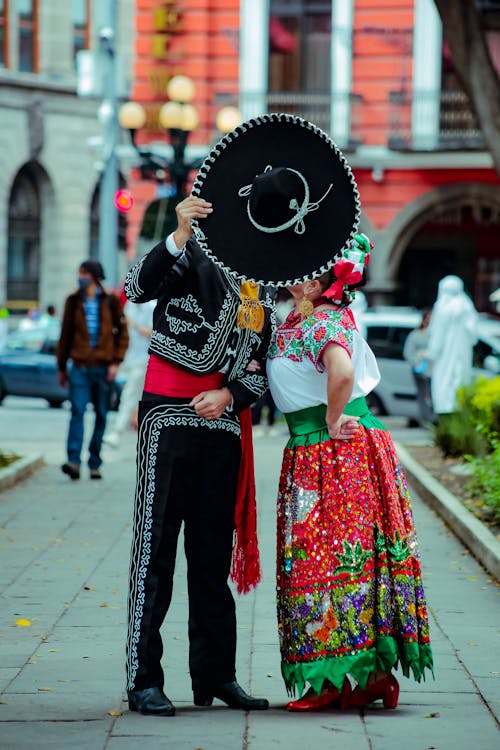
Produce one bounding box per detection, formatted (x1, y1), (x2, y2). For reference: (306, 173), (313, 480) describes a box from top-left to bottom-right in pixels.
(277, 401), (433, 696)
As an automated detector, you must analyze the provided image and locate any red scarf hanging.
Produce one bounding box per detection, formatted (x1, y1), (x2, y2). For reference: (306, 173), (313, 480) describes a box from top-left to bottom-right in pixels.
(230, 406), (261, 594)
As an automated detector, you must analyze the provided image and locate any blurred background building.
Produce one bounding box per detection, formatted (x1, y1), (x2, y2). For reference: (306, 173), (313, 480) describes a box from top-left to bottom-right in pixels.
(0, 0), (134, 317)
(1, 0), (500, 317)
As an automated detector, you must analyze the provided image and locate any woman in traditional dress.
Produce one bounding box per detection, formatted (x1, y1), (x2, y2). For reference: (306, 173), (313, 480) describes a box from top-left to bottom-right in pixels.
(267, 234), (434, 712)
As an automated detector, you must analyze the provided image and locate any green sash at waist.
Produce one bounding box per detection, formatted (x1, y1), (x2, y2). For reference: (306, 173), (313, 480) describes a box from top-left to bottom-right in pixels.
(284, 397), (386, 449)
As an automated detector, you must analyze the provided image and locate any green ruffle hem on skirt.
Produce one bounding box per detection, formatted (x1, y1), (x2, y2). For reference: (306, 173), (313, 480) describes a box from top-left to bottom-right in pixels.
(284, 398), (386, 450)
(281, 638), (434, 697)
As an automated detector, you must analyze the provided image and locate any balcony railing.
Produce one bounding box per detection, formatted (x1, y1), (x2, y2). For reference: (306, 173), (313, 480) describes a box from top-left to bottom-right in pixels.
(235, 91), (363, 151)
(388, 89), (487, 151)
(232, 89), (487, 153)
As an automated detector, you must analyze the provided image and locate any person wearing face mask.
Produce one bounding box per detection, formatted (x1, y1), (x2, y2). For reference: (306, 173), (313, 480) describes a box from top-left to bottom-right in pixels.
(57, 260), (129, 480)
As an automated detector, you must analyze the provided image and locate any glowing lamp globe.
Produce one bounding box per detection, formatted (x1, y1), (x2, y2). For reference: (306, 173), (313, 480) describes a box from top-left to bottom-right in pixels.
(179, 104), (199, 131)
(118, 101), (146, 130)
(216, 106), (243, 134)
(159, 101), (184, 130)
(166, 75), (195, 104)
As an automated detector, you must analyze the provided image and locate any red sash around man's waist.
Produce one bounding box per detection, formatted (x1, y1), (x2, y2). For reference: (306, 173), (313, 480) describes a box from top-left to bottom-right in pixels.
(142, 353), (261, 595)
(144, 354), (224, 397)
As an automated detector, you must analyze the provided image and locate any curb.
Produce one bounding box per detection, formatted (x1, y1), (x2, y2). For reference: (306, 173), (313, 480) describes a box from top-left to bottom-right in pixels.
(395, 442), (500, 582)
(0, 454), (44, 493)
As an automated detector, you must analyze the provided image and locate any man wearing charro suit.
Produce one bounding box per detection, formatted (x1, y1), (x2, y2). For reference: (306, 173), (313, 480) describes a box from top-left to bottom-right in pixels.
(124, 196), (273, 716)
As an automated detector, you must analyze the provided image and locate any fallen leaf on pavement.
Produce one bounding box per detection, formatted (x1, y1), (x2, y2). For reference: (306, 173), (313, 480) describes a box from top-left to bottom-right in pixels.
(38, 687), (52, 692)
(48, 649), (60, 653)
(424, 712), (440, 718)
(15, 619), (31, 627)
(100, 603), (109, 608)
(108, 710), (122, 717)
(83, 586), (96, 591)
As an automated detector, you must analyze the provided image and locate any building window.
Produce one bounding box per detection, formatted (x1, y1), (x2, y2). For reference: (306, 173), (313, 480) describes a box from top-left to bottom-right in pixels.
(72, 0), (90, 65)
(0, 0), (8, 68)
(17, 0), (38, 73)
(269, 1), (332, 93)
(7, 165), (40, 306)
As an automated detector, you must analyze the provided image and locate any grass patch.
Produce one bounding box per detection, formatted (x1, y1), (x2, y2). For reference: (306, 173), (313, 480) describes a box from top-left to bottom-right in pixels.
(0, 451), (20, 468)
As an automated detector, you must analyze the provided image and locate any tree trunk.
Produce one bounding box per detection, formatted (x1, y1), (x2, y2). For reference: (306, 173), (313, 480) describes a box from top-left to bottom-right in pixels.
(434, 0), (500, 176)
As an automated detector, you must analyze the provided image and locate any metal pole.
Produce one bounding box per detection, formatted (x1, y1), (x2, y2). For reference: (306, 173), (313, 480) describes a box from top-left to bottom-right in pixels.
(97, 0), (119, 288)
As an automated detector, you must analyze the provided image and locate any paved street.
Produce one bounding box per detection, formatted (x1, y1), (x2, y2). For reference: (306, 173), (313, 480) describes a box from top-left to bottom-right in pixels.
(0, 398), (499, 749)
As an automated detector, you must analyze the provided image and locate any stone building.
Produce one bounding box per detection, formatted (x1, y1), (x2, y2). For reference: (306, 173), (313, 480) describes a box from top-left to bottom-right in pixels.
(0, 0), (133, 317)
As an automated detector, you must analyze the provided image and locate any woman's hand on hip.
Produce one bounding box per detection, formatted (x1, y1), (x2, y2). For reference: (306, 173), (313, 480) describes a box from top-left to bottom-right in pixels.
(328, 414), (360, 440)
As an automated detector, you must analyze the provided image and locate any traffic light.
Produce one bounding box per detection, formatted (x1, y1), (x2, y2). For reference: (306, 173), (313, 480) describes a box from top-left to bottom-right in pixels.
(114, 189), (134, 212)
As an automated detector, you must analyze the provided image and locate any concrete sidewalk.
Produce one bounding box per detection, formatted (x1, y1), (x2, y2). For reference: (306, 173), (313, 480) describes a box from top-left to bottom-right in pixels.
(0, 426), (499, 750)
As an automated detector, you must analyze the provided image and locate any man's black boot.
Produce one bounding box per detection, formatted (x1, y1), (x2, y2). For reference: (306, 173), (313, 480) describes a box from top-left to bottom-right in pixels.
(128, 687), (175, 716)
(193, 681), (269, 710)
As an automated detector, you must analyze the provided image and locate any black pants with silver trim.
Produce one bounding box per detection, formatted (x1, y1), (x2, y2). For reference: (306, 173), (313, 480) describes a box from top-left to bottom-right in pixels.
(126, 394), (241, 693)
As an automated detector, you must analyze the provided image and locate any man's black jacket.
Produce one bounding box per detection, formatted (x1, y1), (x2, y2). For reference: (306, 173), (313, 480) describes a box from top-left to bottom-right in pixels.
(124, 238), (275, 412)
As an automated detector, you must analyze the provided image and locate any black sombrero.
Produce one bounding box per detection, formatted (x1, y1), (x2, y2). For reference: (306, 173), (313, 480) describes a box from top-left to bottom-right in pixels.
(191, 113), (360, 287)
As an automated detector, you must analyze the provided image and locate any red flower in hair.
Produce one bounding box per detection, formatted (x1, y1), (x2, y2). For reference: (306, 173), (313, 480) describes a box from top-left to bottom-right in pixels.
(323, 260), (363, 301)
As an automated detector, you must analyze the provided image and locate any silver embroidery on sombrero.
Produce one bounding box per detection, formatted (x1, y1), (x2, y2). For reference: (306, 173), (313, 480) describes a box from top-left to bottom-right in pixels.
(238, 165), (333, 236)
(125, 403), (240, 691)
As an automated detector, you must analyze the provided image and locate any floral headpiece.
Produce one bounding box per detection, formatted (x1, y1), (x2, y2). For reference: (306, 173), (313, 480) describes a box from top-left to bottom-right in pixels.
(323, 233), (373, 304)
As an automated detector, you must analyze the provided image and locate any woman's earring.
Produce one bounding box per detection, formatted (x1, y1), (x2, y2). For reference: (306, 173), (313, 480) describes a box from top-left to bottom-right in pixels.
(299, 296), (314, 321)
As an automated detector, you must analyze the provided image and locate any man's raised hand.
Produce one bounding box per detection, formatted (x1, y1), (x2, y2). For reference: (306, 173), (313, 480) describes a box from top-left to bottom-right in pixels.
(173, 195), (213, 249)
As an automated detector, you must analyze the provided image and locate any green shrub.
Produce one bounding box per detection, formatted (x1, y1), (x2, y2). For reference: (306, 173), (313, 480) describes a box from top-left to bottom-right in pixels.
(466, 442), (500, 525)
(433, 411), (488, 457)
(434, 376), (500, 458)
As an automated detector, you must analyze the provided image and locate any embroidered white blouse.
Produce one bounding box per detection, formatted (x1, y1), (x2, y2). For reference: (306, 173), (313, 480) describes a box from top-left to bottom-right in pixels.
(267, 309), (380, 414)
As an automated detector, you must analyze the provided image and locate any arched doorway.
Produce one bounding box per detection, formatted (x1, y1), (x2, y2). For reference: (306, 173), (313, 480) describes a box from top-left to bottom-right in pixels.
(7, 164), (42, 308)
(390, 186), (500, 314)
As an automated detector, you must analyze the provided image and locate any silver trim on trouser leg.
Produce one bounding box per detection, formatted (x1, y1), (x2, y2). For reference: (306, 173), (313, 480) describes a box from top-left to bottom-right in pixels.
(125, 403), (240, 691)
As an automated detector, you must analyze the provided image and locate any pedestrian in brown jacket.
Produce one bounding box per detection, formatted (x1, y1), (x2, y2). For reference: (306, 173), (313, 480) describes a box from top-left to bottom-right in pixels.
(57, 260), (129, 481)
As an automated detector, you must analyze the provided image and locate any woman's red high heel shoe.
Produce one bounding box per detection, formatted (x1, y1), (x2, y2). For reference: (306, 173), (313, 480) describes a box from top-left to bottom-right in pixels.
(286, 682), (340, 712)
(342, 674), (399, 710)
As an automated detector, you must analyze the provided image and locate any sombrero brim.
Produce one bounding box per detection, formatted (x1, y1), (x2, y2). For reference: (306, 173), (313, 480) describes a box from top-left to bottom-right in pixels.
(191, 113), (360, 287)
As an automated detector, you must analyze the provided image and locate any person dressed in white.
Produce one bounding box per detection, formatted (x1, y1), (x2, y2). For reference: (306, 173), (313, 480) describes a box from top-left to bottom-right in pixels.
(104, 300), (155, 447)
(426, 275), (479, 415)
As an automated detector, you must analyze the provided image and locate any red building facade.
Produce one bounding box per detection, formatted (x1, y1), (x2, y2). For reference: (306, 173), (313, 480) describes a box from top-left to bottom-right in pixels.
(125, 0), (500, 312)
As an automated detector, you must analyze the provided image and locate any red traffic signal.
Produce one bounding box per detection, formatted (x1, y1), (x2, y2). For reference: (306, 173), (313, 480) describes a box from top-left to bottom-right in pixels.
(114, 189), (134, 212)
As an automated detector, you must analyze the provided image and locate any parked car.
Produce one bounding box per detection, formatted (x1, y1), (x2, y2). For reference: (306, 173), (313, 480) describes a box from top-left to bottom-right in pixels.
(0, 328), (124, 409)
(359, 307), (500, 420)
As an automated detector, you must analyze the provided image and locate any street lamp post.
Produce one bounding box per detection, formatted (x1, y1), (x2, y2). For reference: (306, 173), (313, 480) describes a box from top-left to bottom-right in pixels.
(119, 76), (242, 218)
(97, 2), (119, 288)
